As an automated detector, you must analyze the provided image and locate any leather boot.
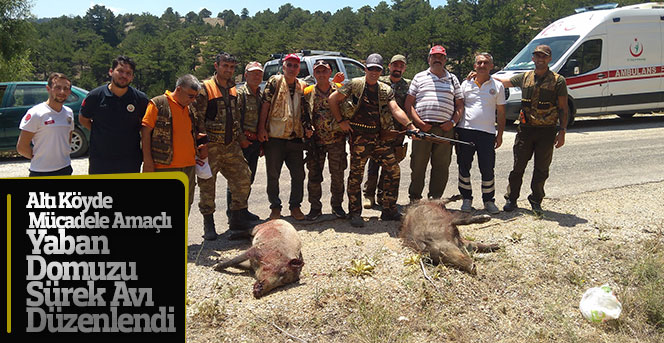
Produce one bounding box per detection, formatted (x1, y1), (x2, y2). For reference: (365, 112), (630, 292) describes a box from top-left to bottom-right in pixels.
(229, 210), (253, 232)
(202, 214), (218, 241)
(242, 208), (260, 221)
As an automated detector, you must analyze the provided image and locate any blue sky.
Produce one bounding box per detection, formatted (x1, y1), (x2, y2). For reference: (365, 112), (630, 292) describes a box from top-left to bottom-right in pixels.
(33, 1), (448, 18)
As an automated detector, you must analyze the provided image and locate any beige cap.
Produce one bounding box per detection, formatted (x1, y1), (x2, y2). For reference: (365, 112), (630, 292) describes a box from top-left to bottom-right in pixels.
(390, 54), (407, 64)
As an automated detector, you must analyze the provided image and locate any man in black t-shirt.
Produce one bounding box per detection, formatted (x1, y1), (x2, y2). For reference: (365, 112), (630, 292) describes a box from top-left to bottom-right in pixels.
(79, 56), (149, 174)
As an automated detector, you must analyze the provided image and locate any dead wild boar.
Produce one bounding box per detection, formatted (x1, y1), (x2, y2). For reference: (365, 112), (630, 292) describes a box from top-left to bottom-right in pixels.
(214, 219), (304, 298)
(400, 196), (500, 274)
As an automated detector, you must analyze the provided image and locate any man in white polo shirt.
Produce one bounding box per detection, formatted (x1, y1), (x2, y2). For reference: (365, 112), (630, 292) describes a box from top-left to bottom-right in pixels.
(457, 53), (506, 214)
(16, 72), (75, 176)
(405, 45), (464, 202)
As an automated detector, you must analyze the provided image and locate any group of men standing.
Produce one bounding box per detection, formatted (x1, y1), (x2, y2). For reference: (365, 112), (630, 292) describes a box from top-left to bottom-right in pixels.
(17, 43), (568, 241)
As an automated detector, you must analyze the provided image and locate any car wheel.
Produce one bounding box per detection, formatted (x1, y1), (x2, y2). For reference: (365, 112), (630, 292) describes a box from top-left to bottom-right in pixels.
(70, 127), (89, 158)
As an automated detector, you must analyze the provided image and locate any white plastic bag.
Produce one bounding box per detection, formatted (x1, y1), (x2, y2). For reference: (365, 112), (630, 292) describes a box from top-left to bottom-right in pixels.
(579, 284), (622, 322)
(195, 157), (213, 179)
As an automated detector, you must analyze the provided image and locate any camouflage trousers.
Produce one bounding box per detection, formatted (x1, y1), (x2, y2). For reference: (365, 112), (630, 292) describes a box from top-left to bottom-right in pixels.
(198, 141), (252, 215)
(306, 139), (347, 211)
(364, 136), (406, 201)
(348, 133), (400, 215)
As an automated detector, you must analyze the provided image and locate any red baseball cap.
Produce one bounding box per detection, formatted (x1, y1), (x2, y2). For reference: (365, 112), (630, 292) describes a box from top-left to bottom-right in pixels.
(429, 45), (447, 56)
(284, 53), (301, 62)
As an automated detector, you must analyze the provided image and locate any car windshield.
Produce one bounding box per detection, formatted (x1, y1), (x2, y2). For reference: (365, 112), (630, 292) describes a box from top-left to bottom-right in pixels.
(262, 61), (308, 81)
(504, 35), (580, 71)
(263, 64), (281, 81)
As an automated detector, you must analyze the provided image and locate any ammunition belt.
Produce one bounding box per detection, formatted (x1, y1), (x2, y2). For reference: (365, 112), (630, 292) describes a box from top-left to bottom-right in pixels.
(350, 122), (380, 134)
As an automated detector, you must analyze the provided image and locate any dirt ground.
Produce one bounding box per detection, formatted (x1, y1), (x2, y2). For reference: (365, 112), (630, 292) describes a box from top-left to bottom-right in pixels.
(186, 181), (664, 342)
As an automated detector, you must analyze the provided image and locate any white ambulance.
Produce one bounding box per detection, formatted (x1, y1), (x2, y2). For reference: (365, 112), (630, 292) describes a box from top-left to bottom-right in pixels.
(495, 2), (664, 123)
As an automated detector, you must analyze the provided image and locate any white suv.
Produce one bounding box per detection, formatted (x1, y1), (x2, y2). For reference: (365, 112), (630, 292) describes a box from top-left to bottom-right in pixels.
(261, 50), (366, 88)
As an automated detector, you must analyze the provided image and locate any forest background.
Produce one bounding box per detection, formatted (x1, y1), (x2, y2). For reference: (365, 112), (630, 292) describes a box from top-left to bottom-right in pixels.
(0, 0), (647, 98)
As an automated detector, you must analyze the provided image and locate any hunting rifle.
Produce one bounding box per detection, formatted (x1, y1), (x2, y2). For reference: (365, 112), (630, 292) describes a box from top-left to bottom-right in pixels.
(382, 129), (475, 147)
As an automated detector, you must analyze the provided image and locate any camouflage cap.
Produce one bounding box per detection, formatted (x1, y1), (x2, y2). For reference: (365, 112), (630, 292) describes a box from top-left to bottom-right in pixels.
(245, 61), (263, 72)
(533, 45), (552, 56)
(390, 54), (407, 64)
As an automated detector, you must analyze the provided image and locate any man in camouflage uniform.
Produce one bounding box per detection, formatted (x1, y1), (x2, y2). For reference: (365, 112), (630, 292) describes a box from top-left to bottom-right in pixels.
(191, 52), (254, 241)
(363, 54), (410, 209)
(329, 53), (418, 228)
(304, 60), (347, 221)
(257, 53), (313, 221)
(225, 61), (264, 222)
(495, 45), (568, 215)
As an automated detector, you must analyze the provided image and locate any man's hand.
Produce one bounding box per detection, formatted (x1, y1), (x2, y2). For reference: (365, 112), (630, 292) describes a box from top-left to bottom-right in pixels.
(239, 139), (251, 149)
(142, 159), (155, 173)
(258, 127), (269, 142)
(440, 121), (454, 132)
(466, 71), (477, 81)
(494, 133), (503, 149)
(305, 129), (314, 138)
(407, 127), (421, 140)
(338, 120), (352, 133)
(419, 122), (433, 132)
(197, 144), (208, 159)
(332, 72), (345, 84)
(554, 130), (565, 148)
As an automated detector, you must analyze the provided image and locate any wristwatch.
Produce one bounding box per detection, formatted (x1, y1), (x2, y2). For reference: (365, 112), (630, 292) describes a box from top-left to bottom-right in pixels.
(450, 119), (457, 125)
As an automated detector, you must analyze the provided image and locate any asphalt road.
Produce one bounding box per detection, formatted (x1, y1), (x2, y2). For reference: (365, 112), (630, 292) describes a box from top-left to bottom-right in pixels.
(2, 113), (663, 245)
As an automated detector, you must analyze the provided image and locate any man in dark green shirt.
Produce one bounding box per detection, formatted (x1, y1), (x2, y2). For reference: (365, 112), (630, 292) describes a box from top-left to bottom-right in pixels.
(494, 45), (569, 215)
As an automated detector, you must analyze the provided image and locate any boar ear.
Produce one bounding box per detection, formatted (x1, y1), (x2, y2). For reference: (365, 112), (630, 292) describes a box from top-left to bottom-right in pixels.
(289, 258), (304, 268)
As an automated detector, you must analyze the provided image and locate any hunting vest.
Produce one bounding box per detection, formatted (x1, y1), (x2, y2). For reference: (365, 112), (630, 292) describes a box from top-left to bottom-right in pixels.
(341, 77), (395, 132)
(202, 78), (238, 142)
(379, 75), (411, 130)
(266, 75), (307, 139)
(519, 70), (563, 126)
(150, 94), (197, 165)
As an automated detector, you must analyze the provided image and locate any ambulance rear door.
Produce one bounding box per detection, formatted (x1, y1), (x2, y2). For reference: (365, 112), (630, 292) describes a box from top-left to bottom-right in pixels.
(605, 13), (662, 114)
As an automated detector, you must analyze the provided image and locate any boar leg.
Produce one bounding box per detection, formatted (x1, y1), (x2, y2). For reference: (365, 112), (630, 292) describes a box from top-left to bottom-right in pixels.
(440, 194), (463, 206)
(214, 249), (253, 271)
(452, 214), (491, 226)
(464, 241), (501, 253)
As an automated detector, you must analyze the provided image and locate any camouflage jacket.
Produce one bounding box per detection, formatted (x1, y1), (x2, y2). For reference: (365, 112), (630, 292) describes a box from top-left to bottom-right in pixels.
(190, 76), (244, 144)
(338, 76), (395, 132)
(304, 82), (345, 145)
(379, 75), (411, 130)
(236, 83), (262, 134)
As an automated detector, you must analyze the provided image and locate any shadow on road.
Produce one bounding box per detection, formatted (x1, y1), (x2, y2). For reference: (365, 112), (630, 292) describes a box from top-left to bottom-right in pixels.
(496, 207), (589, 228)
(504, 113), (664, 133)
